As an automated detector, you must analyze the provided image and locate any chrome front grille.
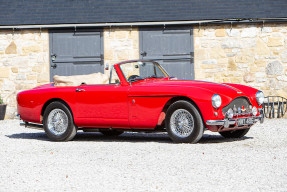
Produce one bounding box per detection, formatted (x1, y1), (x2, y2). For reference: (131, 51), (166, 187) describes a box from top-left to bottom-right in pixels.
(222, 97), (251, 115)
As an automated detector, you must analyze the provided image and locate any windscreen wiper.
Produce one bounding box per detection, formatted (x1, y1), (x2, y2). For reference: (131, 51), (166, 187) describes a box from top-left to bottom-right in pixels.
(130, 77), (145, 82)
(146, 75), (163, 79)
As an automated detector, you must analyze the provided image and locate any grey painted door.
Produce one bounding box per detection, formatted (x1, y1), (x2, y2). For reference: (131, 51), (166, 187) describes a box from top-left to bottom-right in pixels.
(140, 26), (194, 80)
(49, 29), (103, 81)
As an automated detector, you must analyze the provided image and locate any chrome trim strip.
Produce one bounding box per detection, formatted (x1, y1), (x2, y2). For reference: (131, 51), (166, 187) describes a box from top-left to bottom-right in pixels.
(20, 122), (43, 130)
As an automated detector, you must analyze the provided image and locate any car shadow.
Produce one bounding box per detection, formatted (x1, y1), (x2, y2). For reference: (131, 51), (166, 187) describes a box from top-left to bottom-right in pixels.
(6, 132), (50, 141)
(199, 134), (253, 144)
(6, 131), (253, 144)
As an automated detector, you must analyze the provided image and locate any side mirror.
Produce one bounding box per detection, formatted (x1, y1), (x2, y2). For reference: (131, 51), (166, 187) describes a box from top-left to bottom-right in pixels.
(105, 63), (109, 70)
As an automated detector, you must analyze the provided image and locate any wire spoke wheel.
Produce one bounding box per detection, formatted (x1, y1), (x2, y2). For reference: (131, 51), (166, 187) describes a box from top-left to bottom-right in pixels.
(166, 100), (204, 143)
(47, 108), (69, 136)
(43, 102), (77, 141)
(170, 109), (194, 138)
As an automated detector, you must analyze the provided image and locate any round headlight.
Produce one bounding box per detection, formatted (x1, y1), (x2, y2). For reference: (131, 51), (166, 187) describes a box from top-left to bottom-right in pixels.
(252, 106), (258, 116)
(212, 94), (222, 108)
(256, 91), (264, 106)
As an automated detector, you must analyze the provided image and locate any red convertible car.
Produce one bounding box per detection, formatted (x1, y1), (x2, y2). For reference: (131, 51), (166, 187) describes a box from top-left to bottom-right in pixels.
(17, 60), (264, 143)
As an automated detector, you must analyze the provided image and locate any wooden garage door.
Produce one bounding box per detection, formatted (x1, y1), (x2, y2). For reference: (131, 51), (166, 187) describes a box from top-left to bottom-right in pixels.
(140, 26), (194, 80)
(49, 29), (103, 81)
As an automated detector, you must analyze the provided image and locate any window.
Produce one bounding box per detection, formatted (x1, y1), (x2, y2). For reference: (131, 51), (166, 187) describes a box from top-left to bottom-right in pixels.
(109, 66), (120, 84)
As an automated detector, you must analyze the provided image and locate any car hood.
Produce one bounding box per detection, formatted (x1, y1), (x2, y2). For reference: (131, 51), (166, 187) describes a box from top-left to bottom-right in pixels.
(133, 78), (253, 99)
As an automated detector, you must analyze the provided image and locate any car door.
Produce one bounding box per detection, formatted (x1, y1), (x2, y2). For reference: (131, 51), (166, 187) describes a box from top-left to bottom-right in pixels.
(128, 84), (172, 129)
(75, 84), (129, 128)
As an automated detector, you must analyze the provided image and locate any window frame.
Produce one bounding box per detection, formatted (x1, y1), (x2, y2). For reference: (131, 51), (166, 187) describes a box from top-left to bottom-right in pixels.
(109, 66), (121, 85)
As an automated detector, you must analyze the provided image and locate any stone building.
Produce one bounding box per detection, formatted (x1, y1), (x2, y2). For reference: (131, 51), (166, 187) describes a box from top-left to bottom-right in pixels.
(0, 0), (287, 119)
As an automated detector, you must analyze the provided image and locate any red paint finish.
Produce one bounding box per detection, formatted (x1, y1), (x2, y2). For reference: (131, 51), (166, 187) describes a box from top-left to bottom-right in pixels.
(128, 96), (172, 129)
(75, 84), (129, 128)
(17, 60), (263, 132)
(17, 84), (77, 123)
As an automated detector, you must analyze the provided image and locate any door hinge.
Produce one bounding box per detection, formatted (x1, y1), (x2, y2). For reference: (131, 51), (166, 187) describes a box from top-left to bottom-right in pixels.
(51, 63), (57, 69)
(51, 54), (57, 61)
(140, 51), (147, 57)
(100, 54), (104, 65)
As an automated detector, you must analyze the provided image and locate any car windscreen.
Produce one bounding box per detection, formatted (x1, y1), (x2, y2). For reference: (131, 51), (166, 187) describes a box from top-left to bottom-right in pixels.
(119, 61), (169, 82)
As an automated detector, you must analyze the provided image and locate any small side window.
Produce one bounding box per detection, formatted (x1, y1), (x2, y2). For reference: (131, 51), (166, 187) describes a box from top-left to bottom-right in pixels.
(109, 66), (120, 84)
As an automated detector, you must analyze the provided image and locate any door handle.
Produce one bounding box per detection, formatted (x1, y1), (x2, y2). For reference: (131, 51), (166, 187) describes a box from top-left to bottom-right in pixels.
(76, 89), (85, 92)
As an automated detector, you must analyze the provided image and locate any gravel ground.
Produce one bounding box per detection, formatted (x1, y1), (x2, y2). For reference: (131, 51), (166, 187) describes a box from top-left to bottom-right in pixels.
(0, 119), (286, 192)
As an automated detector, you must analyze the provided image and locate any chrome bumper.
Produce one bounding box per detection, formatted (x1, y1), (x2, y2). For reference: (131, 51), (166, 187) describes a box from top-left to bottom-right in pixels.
(206, 114), (264, 128)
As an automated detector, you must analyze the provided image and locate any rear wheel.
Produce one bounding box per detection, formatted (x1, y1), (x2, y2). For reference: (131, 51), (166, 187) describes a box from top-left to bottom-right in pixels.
(100, 130), (124, 136)
(165, 100), (204, 143)
(219, 128), (250, 138)
(43, 102), (77, 141)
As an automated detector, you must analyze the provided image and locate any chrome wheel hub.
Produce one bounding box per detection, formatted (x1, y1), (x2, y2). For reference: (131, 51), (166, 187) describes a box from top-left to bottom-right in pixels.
(170, 109), (194, 137)
(47, 109), (68, 136)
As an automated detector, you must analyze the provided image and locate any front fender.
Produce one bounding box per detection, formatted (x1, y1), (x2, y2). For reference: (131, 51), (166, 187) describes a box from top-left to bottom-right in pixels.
(183, 86), (232, 124)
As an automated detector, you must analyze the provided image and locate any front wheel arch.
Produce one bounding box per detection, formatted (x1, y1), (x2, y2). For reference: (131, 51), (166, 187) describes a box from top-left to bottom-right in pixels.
(165, 100), (204, 143)
(159, 96), (204, 127)
(41, 98), (74, 122)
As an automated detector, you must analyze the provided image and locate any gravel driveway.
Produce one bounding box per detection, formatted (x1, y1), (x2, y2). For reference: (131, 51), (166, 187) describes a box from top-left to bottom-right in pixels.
(0, 119), (286, 192)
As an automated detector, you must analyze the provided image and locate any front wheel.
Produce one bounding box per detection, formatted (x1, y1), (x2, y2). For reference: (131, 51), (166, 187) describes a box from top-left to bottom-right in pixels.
(43, 102), (77, 141)
(165, 100), (204, 143)
(219, 128), (250, 138)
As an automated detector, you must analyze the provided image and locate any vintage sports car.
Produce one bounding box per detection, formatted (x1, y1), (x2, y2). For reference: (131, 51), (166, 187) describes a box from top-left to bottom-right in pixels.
(17, 60), (264, 143)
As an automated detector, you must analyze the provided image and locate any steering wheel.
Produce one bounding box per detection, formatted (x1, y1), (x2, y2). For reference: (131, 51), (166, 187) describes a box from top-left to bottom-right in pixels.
(128, 75), (140, 82)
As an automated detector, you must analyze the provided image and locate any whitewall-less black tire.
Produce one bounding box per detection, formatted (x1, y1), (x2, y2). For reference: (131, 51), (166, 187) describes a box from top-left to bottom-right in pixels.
(43, 101), (77, 141)
(165, 100), (204, 143)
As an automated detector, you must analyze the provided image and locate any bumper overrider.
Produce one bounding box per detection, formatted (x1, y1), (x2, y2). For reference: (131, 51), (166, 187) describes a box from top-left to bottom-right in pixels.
(206, 109), (264, 128)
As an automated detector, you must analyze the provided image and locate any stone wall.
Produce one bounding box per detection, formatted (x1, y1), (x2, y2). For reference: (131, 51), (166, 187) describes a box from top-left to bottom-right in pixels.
(0, 29), (50, 119)
(194, 23), (287, 99)
(103, 27), (139, 71)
